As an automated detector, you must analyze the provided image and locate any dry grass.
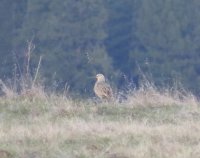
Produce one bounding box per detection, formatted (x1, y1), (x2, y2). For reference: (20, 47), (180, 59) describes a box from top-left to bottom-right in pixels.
(126, 82), (198, 107)
(0, 81), (200, 158)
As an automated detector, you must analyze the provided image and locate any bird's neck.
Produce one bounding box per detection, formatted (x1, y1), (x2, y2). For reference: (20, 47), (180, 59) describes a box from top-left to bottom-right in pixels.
(97, 79), (105, 83)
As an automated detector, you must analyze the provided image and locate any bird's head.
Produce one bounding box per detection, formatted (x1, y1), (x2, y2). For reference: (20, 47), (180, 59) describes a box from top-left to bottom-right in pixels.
(96, 74), (105, 82)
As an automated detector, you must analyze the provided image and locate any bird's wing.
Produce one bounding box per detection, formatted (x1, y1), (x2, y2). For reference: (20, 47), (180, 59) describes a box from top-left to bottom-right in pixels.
(100, 83), (113, 98)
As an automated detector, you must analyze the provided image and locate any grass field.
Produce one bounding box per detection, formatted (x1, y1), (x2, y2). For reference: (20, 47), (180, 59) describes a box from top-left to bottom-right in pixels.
(0, 85), (200, 158)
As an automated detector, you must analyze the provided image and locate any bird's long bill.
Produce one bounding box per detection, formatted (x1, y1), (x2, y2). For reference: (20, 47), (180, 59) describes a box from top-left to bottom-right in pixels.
(88, 76), (96, 79)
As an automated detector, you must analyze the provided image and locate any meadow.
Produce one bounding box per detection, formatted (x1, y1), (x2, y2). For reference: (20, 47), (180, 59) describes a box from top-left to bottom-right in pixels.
(0, 81), (200, 158)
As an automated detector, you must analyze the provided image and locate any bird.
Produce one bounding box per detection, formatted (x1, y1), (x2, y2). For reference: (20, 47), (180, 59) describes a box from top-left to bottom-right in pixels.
(94, 74), (113, 100)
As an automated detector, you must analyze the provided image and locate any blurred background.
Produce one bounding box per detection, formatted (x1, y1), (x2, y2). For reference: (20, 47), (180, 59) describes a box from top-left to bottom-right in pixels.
(1, 0), (200, 96)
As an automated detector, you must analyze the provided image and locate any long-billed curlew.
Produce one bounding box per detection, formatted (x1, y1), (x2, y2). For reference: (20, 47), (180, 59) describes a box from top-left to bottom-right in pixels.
(94, 74), (113, 100)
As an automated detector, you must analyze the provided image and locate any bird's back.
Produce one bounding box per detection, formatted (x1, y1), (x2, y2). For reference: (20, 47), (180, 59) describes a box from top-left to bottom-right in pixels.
(94, 81), (113, 100)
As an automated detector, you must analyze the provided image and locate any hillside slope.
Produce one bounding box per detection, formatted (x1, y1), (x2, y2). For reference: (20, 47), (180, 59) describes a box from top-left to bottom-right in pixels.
(0, 87), (200, 158)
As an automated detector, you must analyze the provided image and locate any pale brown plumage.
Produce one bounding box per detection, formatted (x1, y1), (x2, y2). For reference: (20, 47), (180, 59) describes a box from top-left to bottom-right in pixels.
(94, 74), (113, 100)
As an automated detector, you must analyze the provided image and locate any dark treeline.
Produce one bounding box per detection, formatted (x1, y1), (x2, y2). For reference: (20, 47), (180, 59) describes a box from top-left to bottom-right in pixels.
(1, 0), (200, 96)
